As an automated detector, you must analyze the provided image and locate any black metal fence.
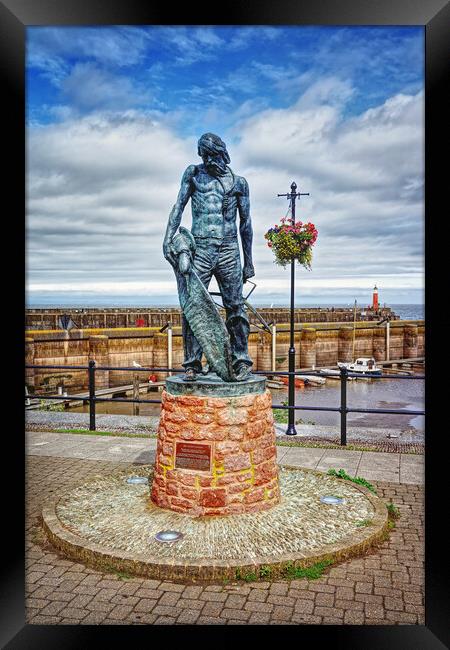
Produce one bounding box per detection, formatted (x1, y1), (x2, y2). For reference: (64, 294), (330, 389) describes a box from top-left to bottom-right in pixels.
(25, 363), (425, 445)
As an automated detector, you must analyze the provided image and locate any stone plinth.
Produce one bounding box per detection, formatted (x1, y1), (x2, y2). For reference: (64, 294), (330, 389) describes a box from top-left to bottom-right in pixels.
(150, 374), (280, 517)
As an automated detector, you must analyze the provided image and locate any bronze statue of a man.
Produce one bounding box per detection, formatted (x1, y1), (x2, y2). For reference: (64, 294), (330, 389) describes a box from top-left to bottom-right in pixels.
(163, 132), (255, 382)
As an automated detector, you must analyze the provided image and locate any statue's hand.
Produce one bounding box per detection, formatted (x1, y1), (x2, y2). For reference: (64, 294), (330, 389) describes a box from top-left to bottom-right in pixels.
(163, 239), (176, 267)
(243, 263), (255, 283)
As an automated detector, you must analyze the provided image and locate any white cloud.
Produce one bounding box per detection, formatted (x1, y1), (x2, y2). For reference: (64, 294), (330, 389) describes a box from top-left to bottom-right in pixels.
(26, 83), (424, 304)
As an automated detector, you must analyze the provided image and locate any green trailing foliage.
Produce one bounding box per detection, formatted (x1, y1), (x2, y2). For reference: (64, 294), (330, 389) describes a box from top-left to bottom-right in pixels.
(327, 468), (377, 494)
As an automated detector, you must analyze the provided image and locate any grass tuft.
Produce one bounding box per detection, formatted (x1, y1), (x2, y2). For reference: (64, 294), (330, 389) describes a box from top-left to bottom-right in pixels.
(327, 468), (377, 494)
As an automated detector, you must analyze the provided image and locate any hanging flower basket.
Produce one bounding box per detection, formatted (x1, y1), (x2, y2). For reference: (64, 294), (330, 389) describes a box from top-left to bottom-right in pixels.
(264, 217), (318, 270)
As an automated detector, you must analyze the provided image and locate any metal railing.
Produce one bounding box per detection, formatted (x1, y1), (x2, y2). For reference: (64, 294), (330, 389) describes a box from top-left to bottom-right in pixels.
(25, 362), (425, 445)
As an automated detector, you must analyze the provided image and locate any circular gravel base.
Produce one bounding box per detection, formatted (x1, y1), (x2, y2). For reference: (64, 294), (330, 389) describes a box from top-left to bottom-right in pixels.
(42, 466), (388, 581)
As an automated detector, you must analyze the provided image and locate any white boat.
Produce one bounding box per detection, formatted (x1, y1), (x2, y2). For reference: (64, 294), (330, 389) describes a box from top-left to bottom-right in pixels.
(318, 368), (355, 381)
(337, 357), (382, 377)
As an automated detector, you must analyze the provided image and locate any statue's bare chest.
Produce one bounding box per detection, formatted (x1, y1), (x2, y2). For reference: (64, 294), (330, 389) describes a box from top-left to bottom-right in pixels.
(192, 169), (235, 197)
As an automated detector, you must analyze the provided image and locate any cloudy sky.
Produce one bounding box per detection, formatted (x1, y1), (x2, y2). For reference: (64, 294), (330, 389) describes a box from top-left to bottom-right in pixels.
(26, 26), (424, 307)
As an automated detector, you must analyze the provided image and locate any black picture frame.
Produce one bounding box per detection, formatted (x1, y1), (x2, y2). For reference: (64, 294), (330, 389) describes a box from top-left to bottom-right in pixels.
(3, 0), (448, 647)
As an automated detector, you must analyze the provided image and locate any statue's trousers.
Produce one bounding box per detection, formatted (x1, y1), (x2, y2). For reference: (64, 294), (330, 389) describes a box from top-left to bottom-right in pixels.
(182, 237), (252, 372)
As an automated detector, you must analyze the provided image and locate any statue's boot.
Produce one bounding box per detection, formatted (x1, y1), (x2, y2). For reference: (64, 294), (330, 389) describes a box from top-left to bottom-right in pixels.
(234, 362), (252, 382)
(182, 367), (197, 382)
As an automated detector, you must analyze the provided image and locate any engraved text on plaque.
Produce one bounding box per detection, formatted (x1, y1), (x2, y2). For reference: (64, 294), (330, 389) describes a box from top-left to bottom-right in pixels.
(175, 442), (211, 471)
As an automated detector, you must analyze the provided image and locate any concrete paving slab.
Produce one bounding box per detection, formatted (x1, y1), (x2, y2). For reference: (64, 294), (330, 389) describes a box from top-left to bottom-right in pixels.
(399, 455), (424, 484)
(282, 447), (325, 469)
(276, 447), (289, 463)
(356, 470), (400, 483)
(25, 431), (421, 484)
(316, 458), (361, 475)
(358, 451), (400, 472)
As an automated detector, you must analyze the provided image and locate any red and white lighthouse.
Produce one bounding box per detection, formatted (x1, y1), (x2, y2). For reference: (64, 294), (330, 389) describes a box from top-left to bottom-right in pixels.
(372, 285), (379, 311)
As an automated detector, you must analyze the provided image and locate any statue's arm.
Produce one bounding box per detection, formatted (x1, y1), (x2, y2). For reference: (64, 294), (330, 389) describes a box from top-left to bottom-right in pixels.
(163, 165), (195, 262)
(237, 177), (255, 282)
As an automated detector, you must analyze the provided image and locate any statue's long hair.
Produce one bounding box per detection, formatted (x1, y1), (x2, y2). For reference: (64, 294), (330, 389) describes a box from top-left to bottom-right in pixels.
(197, 132), (230, 165)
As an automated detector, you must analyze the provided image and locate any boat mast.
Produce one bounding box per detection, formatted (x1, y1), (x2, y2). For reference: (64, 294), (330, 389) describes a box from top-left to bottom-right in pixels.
(352, 299), (357, 360)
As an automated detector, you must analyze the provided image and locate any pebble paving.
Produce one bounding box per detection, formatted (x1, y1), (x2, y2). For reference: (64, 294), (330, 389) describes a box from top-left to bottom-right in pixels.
(54, 466), (379, 565)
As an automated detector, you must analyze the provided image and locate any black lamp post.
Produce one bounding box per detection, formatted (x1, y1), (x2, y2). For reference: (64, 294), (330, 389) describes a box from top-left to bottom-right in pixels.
(277, 182), (310, 436)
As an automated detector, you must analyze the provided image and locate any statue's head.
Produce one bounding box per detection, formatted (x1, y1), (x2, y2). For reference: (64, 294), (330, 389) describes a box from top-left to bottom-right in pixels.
(197, 132), (230, 176)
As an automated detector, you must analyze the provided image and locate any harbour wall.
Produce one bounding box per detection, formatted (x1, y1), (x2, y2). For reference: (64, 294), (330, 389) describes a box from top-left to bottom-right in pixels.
(25, 321), (424, 394)
(26, 306), (398, 330)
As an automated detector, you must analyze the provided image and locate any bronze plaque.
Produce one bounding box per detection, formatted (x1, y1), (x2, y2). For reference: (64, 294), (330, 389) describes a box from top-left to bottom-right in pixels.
(175, 442), (211, 471)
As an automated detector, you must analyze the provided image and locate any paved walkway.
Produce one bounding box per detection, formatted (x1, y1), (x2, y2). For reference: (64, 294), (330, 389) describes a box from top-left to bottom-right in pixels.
(25, 431), (424, 626)
(26, 430), (424, 484)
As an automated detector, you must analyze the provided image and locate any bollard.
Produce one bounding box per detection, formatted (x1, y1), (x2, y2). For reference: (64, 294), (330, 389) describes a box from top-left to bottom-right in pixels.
(167, 324), (173, 376)
(271, 324), (277, 372)
(340, 366), (348, 446)
(133, 372), (140, 416)
(88, 360), (96, 431)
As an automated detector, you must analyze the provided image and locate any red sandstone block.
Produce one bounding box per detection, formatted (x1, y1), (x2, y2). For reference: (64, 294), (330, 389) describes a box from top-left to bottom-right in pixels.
(229, 483), (248, 494)
(244, 501), (272, 513)
(259, 433), (275, 448)
(166, 481), (179, 496)
(158, 453), (173, 467)
(162, 442), (174, 456)
(228, 493), (244, 503)
(203, 508), (229, 516)
(252, 445), (276, 465)
(169, 503), (196, 514)
(164, 422), (182, 434)
(266, 488), (280, 500)
(245, 487), (266, 504)
(216, 475), (236, 486)
(232, 395), (256, 408)
(166, 412), (188, 424)
(228, 427), (245, 441)
(242, 440), (258, 452)
(152, 490), (170, 509)
(179, 473), (196, 487)
(216, 441), (241, 455)
(217, 408), (248, 426)
(223, 453), (251, 472)
(253, 461), (278, 486)
(199, 489), (227, 508)
(152, 474), (166, 488)
(247, 421), (266, 439)
(236, 472), (253, 482)
(180, 487), (198, 501)
(199, 477), (213, 487)
(178, 396), (207, 407)
(178, 429), (197, 440)
(255, 391), (272, 410)
(207, 398), (228, 408)
(192, 413), (215, 425)
(201, 424), (227, 441)
(170, 496), (194, 509)
(226, 503), (246, 514)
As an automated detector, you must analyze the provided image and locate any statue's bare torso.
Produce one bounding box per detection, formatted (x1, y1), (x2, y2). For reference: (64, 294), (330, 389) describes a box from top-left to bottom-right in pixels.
(188, 164), (245, 240)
